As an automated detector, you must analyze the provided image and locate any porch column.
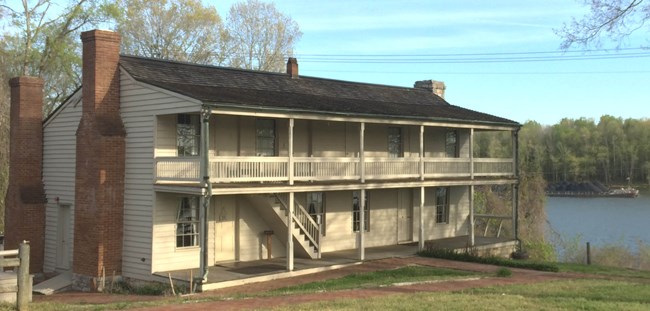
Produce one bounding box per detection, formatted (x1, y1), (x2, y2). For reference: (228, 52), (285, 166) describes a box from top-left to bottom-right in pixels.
(512, 129), (520, 240)
(360, 122), (365, 183)
(198, 106), (212, 286)
(287, 192), (294, 271)
(419, 186), (425, 250)
(469, 185), (475, 246)
(358, 189), (366, 260)
(470, 128), (474, 179)
(419, 125), (424, 181)
(288, 118), (294, 185)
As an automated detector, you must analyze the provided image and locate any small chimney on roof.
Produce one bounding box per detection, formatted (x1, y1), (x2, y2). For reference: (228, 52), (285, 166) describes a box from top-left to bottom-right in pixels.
(286, 57), (298, 79)
(414, 80), (446, 98)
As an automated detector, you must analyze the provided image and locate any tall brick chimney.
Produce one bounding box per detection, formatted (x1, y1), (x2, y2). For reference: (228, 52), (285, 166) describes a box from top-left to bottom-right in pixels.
(72, 30), (126, 290)
(286, 57), (298, 78)
(5, 76), (46, 273)
(414, 80), (446, 99)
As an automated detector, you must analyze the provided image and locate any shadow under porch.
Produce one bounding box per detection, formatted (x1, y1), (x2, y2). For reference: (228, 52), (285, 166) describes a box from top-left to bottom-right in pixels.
(163, 236), (515, 291)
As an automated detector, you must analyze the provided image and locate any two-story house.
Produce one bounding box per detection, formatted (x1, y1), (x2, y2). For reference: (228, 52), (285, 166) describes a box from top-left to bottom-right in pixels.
(5, 30), (520, 291)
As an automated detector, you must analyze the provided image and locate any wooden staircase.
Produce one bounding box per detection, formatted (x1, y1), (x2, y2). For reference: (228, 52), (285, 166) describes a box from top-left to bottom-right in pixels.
(245, 194), (320, 259)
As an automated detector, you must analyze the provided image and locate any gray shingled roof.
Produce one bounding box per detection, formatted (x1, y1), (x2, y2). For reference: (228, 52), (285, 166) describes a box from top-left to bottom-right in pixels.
(119, 55), (519, 127)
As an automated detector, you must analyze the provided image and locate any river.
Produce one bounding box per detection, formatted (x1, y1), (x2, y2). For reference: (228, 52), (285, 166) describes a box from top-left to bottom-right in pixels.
(545, 188), (650, 255)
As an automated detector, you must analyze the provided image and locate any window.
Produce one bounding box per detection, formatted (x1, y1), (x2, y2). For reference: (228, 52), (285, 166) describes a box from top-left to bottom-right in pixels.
(435, 187), (450, 224)
(352, 191), (369, 232)
(388, 127), (402, 158)
(307, 192), (325, 236)
(445, 130), (458, 158)
(176, 196), (199, 248)
(177, 114), (201, 156)
(256, 119), (276, 156)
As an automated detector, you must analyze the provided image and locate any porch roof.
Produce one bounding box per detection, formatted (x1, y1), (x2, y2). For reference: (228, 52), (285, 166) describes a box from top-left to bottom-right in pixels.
(119, 55), (519, 127)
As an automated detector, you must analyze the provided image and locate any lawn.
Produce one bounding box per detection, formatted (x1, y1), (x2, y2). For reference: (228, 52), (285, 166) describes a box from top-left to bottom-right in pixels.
(274, 279), (650, 311)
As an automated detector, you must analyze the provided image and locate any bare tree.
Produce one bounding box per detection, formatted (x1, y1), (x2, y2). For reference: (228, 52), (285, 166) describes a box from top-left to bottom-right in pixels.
(225, 0), (302, 72)
(556, 0), (650, 49)
(115, 0), (228, 65)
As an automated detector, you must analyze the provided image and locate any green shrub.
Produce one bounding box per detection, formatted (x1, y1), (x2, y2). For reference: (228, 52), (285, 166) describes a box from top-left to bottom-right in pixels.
(417, 248), (559, 272)
(496, 267), (512, 277)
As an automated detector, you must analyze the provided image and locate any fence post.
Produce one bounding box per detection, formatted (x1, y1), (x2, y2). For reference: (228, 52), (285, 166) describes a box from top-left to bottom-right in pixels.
(586, 242), (591, 265)
(17, 241), (30, 311)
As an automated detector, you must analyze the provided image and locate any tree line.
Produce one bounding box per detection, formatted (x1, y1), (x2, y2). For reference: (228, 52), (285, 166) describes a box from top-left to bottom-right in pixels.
(476, 117), (650, 186)
(0, 0), (301, 231)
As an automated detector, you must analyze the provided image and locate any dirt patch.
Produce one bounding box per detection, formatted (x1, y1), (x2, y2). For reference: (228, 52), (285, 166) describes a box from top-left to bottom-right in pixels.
(34, 257), (576, 310)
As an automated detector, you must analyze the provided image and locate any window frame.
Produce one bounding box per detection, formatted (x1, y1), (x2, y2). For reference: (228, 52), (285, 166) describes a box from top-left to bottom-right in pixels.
(445, 130), (458, 158)
(307, 192), (326, 236)
(176, 196), (200, 248)
(435, 187), (450, 224)
(388, 126), (403, 158)
(256, 118), (277, 156)
(177, 114), (201, 157)
(352, 191), (370, 232)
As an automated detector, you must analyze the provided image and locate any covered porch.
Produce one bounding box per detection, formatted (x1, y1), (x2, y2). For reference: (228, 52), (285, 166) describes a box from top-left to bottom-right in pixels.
(164, 236), (515, 291)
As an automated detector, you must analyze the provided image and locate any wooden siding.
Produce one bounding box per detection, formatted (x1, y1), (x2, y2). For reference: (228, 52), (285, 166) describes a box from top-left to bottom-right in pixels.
(42, 93), (82, 272)
(120, 70), (199, 280)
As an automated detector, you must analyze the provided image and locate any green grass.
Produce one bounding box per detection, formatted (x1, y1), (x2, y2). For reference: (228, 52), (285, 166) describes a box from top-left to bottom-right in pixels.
(273, 279), (650, 311)
(557, 262), (650, 279)
(267, 265), (479, 295)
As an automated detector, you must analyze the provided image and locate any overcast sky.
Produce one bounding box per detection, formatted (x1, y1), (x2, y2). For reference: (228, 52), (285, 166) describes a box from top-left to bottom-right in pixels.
(213, 0), (650, 125)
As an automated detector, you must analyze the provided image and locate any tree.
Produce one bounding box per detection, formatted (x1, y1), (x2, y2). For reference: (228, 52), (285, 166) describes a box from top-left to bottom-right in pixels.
(115, 0), (228, 65)
(556, 0), (650, 49)
(0, 0), (115, 232)
(225, 0), (302, 72)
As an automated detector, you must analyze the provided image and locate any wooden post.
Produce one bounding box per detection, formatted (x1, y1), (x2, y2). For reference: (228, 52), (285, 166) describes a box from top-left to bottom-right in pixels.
(469, 128), (474, 179)
(469, 185), (475, 247)
(419, 125), (424, 181)
(287, 192), (294, 271)
(288, 118), (294, 185)
(418, 187), (425, 251)
(360, 122), (365, 183)
(586, 242), (591, 265)
(17, 241), (30, 311)
(358, 189), (365, 260)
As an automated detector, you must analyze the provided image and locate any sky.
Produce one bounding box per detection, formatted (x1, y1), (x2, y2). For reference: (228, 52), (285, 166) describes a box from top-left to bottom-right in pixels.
(211, 0), (649, 125)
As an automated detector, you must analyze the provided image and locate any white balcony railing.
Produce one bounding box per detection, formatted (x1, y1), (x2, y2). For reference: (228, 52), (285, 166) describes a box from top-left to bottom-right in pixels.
(154, 156), (515, 184)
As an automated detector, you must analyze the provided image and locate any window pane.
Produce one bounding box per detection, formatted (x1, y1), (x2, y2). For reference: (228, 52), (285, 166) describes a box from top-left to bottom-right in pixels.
(177, 114), (200, 156)
(352, 191), (369, 232)
(388, 127), (402, 158)
(445, 130), (457, 158)
(256, 119), (276, 156)
(435, 187), (449, 224)
(176, 196), (199, 247)
(307, 192), (325, 235)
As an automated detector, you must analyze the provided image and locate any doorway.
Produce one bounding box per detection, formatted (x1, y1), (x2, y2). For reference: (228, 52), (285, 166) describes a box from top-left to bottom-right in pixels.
(56, 204), (71, 270)
(397, 189), (413, 243)
(214, 199), (236, 263)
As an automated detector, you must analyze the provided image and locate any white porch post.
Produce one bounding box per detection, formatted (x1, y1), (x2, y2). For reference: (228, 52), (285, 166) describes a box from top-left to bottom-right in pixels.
(470, 128), (474, 179)
(287, 192), (294, 271)
(198, 106), (212, 288)
(360, 122), (365, 183)
(469, 185), (475, 246)
(419, 186), (425, 251)
(419, 125), (424, 181)
(358, 189), (366, 260)
(288, 118), (294, 185)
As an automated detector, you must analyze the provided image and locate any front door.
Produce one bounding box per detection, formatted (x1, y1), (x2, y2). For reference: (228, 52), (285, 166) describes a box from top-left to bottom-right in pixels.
(56, 204), (71, 270)
(214, 199), (236, 262)
(397, 189), (413, 243)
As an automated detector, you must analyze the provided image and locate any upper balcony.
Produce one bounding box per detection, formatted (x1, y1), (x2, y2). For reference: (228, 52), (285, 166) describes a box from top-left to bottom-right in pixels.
(155, 156), (514, 184)
(153, 113), (517, 185)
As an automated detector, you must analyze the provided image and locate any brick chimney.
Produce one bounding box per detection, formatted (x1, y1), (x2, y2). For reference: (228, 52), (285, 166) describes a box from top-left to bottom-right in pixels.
(414, 80), (446, 99)
(72, 29), (125, 290)
(286, 57), (298, 78)
(5, 76), (46, 273)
